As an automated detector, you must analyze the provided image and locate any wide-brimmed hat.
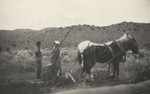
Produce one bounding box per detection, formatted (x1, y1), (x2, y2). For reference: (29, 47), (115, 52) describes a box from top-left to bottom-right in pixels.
(54, 40), (60, 45)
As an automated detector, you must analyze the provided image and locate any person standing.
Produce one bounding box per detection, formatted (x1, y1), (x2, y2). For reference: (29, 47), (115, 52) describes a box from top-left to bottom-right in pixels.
(51, 40), (62, 77)
(35, 41), (42, 79)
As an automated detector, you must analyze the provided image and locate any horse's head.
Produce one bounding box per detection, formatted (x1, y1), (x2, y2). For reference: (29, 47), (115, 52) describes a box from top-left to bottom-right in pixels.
(127, 34), (139, 54)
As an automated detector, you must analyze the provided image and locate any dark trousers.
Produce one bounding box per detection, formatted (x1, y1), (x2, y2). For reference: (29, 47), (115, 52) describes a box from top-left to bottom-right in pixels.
(52, 59), (62, 76)
(36, 60), (42, 78)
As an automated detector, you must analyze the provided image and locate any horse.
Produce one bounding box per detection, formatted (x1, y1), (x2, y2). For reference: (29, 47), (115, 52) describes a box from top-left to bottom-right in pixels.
(77, 33), (139, 81)
(77, 40), (104, 65)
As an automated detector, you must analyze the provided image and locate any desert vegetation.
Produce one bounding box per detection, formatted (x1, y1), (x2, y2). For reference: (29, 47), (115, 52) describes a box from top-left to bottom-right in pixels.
(0, 22), (150, 51)
(0, 46), (150, 93)
(0, 22), (150, 93)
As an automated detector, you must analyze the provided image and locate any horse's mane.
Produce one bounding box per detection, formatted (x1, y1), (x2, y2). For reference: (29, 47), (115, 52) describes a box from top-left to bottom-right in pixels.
(104, 34), (129, 46)
(116, 33), (129, 42)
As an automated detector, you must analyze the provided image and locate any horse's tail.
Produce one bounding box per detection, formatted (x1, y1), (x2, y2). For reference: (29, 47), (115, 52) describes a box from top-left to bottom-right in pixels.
(77, 49), (82, 64)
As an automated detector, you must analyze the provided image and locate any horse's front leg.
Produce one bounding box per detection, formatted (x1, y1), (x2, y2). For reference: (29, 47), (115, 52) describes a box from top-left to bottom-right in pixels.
(112, 68), (116, 79)
(116, 61), (120, 76)
(111, 60), (117, 79)
(107, 62), (114, 78)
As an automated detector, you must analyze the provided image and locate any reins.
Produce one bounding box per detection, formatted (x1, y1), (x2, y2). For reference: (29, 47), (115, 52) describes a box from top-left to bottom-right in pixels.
(104, 43), (115, 57)
(98, 40), (127, 69)
(99, 52), (122, 69)
(115, 40), (127, 62)
(68, 37), (131, 82)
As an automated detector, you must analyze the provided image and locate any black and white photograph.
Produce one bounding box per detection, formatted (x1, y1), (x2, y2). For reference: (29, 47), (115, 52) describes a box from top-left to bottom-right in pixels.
(0, 0), (150, 94)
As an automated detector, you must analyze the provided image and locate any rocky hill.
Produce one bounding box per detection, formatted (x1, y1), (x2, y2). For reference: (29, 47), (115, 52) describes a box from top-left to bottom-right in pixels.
(0, 22), (150, 51)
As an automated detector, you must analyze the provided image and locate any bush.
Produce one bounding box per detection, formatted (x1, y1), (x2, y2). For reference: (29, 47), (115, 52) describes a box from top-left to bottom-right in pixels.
(60, 50), (68, 57)
(62, 56), (70, 63)
(124, 49), (150, 83)
(6, 47), (10, 51)
(0, 47), (2, 52)
(11, 43), (16, 47)
(91, 27), (94, 30)
(12, 50), (36, 72)
(0, 50), (36, 74)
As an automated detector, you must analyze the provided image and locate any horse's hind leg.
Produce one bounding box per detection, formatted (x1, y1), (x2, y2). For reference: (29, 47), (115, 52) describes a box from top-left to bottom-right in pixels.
(85, 62), (95, 82)
(85, 70), (93, 82)
(81, 67), (85, 76)
(107, 63), (110, 76)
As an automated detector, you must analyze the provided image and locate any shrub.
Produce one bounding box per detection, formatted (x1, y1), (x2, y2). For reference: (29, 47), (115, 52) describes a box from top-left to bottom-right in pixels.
(60, 50), (68, 57)
(6, 47), (10, 51)
(123, 29), (126, 32)
(0, 50), (36, 74)
(124, 49), (150, 83)
(91, 27), (94, 30)
(11, 43), (16, 47)
(62, 56), (70, 63)
(24, 47), (28, 50)
(0, 47), (2, 52)
(133, 28), (136, 31)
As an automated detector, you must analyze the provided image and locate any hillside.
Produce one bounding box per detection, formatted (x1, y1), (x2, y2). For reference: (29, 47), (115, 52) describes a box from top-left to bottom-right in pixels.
(0, 22), (150, 94)
(0, 22), (150, 51)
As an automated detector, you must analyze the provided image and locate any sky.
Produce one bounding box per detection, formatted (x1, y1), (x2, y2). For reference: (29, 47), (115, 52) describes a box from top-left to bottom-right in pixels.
(0, 0), (150, 30)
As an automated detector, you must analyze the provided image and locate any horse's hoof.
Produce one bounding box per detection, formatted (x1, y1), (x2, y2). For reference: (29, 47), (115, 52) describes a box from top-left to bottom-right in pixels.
(111, 76), (115, 79)
(106, 75), (114, 79)
(106, 74), (111, 78)
(87, 79), (93, 82)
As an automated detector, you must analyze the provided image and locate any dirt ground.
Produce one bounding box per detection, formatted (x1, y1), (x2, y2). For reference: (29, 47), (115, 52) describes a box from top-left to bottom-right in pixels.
(0, 62), (132, 94)
(0, 48), (150, 94)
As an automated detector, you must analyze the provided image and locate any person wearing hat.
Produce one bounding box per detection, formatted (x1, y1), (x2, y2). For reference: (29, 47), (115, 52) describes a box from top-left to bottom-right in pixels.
(35, 41), (42, 78)
(51, 40), (62, 77)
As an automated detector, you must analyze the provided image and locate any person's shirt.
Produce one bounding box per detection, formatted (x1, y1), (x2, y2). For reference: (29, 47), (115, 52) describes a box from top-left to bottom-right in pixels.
(35, 47), (42, 61)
